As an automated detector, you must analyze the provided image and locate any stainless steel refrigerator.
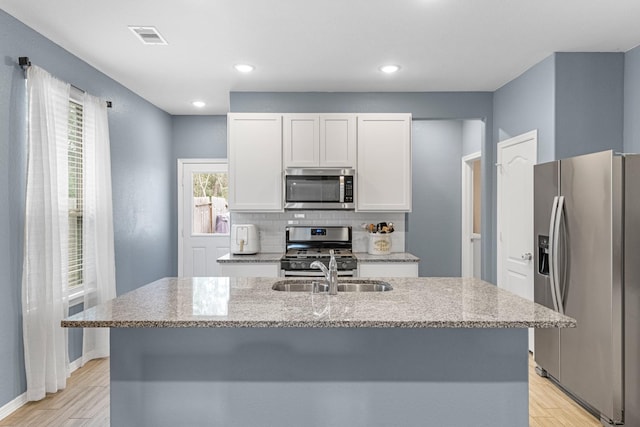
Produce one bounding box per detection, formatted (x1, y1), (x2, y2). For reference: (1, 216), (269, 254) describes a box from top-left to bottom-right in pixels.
(533, 150), (639, 426)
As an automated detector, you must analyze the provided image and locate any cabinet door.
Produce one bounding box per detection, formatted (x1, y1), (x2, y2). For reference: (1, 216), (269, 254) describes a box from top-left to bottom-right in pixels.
(219, 263), (281, 277)
(358, 263), (419, 277)
(283, 115), (319, 167)
(228, 114), (283, 211)
(320, 115), (356, 167)
(357, 114), (412, 211)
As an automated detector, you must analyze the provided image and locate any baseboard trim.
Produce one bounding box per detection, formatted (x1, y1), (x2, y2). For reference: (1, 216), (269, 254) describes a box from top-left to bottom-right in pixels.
(0, 392), (27, 421)
(0, 357), (82, 421)
(69, 357), (82, 374)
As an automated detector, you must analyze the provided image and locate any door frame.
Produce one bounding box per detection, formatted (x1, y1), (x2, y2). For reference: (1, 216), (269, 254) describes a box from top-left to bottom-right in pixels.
(496, 129), (538, 290)
(177, 158), (228, 276)
(461, 151), (481, 277)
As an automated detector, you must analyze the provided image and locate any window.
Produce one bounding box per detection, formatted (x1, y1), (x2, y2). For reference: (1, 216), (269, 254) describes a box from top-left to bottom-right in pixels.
(191, 172), (229, 234)
(23, 66), (117, 389)
(68, 97), (83, 290)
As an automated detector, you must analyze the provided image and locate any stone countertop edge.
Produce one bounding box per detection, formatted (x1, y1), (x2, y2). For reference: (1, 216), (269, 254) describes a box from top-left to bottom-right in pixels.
(217, 253), (283, 263)
(61, 318), (573, 329)
(62, 276), (576, 330)
(216, 252), (420, 263)
(354, 252), (419, 263)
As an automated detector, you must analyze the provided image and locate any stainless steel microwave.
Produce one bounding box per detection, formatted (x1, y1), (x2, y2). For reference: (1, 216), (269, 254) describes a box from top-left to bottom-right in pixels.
(284, 168), (355, 210)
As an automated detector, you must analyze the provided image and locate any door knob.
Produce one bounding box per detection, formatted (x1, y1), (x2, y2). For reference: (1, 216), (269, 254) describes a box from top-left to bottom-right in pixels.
(521, 252), (532, 261)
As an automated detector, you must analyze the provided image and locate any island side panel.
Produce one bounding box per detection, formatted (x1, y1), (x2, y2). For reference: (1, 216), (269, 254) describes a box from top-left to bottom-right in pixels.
(111, 328), (528, 427)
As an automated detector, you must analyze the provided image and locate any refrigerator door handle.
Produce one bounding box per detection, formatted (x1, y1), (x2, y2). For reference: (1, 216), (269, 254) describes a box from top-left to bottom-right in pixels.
(552, 196), (565, 314)
(556, 196), (567, 312)
(548, 196), (560, 312)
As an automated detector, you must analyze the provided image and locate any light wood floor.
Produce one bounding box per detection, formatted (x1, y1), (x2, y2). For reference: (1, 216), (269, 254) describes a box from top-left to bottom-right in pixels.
(0, 359), (109, 427)
(0, 354), (601, 426)
(528, 355), (602, 426)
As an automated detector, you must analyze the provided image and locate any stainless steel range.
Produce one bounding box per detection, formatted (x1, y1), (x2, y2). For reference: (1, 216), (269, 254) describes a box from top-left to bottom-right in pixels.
(280, 226), (357, 277)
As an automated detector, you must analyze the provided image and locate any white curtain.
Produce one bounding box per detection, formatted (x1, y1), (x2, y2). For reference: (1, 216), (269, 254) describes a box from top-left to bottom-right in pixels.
(81, 93), (116, 364)
(22, 66), (71, 401)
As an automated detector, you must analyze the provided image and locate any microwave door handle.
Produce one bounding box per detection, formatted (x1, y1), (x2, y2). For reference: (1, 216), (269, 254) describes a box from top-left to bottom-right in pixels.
(339, 176), (345, 203)
(548, 196), (560, 313)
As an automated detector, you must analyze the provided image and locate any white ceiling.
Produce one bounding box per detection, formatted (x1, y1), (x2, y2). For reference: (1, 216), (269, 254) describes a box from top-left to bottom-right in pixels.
(2, 0), (640, 115)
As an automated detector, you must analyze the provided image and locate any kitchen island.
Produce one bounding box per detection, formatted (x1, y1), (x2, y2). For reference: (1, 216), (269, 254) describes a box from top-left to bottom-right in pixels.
(63, 276), (574, 427)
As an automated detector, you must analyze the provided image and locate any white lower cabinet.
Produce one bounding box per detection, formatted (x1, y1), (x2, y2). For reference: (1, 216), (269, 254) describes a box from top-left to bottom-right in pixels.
(219, 263), (281, 278)
(358, 263), (418, 277)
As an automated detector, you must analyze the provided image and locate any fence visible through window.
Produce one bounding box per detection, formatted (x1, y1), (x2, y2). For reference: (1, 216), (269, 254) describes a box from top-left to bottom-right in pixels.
(192, 172), (229, 234)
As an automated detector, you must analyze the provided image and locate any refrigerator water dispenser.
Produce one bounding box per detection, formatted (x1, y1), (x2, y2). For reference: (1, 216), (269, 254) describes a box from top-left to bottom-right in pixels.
(538, 235), (549, 275)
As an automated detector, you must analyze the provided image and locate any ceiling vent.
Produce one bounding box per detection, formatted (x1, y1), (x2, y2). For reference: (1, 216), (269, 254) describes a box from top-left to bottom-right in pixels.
(128, 26), (168, 45)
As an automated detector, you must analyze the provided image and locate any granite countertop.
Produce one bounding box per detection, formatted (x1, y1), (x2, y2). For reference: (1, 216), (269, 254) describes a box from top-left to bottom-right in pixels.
(62, 276), (575, 329)
(355, 252), (419, 263)
(217, 253), (283, 263)
(217, 252), (420, 263)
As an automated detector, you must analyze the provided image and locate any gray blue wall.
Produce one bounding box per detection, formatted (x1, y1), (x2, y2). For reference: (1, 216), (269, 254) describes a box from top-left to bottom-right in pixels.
(493, 55), (556, 163)
(555, 53), (624, 158)
(624, 45), (640, 153)
(229, 92), (494, 279)
(172, 115), (227, 160)
(230, 92), (494, 120)
(494, 53), (625, 164)
(411, 120), (463, 276)
(0, 9), (174, 409)
(462, 120), (484, 156)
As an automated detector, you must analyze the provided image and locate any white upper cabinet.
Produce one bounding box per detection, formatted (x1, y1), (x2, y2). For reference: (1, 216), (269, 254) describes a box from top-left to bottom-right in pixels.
(283, 114), (356, 168)
(357, 114), (412, 211)
(227, 113), (283, 211)
(227, 112), (411, 213)
(319, 115), (357, 167)
(283, 115), (319, 167)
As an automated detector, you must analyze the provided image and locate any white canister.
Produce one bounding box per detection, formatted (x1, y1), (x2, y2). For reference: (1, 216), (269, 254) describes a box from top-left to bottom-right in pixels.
(368, 233), (392, 255)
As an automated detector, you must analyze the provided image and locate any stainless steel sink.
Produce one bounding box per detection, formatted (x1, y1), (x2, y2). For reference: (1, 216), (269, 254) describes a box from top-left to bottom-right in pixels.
(271, 281), (328, 292)
(336, 282), (392, 292)
(272, 279), (392, 292)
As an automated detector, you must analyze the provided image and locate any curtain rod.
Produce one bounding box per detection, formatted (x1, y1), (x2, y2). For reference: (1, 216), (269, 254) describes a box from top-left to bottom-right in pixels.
(19, 57), (112, 108)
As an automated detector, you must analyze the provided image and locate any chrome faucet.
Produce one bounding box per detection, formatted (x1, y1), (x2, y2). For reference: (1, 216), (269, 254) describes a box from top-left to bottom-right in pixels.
(310, 249), (338, 295)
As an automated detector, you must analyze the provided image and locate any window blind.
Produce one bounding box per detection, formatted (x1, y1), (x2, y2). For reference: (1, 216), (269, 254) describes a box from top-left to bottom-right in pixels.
(68, 99), (83, 288)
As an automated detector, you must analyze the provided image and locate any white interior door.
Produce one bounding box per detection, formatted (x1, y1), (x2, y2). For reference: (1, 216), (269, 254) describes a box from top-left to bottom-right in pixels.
(497, 130), (537, 352)
(461, 151), (482, 278)
(178, 160), (230, 277)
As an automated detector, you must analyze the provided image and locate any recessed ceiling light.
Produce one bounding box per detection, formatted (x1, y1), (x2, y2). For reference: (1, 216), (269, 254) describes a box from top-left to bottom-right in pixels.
(234, 64), (255, 73)
(128, 26), (168, 45)
(192, 101), (206, 108)
(380, 65), (401, 74)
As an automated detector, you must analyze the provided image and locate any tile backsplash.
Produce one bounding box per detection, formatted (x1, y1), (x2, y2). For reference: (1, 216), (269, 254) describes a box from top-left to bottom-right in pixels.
(231, 211), (406, 253)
